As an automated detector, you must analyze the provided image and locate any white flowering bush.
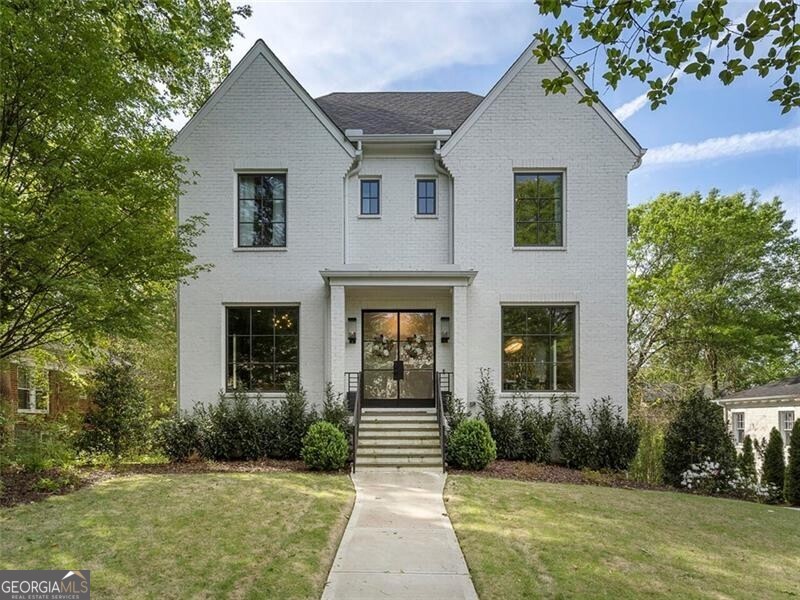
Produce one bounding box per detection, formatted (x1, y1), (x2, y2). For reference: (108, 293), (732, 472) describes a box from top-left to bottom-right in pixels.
(680, 459), (779, 503)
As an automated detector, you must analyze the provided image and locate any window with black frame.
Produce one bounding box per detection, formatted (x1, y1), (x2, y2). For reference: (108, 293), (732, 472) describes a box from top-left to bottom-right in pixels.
(361, 180), (380, 215)
(417, 179), (436, 215)
(501, 305), (575, 392)
(226, 306), (299, 392)
(238, 174), (286, 247)
(514, 173), (563, 246)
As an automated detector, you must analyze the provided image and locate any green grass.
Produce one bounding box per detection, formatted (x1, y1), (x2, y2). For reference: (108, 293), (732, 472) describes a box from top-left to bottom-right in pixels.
(446, 475), (800, 599)
(1, 473), (354, 599)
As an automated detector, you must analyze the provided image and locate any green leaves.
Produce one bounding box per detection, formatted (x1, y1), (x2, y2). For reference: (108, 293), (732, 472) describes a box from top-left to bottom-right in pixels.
(0, 1), (243, 359)
(628, 191), (800, 394)
(532, 0), (799, 113)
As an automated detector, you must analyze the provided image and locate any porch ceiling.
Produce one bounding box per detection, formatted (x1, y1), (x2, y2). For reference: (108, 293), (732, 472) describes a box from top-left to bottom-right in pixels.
(320, 266), (477, 287)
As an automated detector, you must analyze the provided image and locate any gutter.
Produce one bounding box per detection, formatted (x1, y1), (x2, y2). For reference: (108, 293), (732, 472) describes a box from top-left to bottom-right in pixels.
(342, 141), (363, 264)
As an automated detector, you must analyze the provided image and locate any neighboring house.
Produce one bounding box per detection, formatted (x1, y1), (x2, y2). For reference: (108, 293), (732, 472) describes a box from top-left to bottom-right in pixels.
(173, 39), (643, 431)
(719, 376), (799, 458)
(0, 360), (89, 419)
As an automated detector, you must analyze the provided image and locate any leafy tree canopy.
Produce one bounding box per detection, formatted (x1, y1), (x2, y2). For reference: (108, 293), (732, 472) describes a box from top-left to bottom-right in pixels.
(0, 0), (250, 360)
(628, 190), (800, 396)
(532, 0), (800, 113)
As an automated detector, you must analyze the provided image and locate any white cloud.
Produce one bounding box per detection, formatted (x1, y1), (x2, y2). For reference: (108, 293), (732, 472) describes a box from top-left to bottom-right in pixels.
(231, 1), (537, 96)
(642, 126), (800, 166)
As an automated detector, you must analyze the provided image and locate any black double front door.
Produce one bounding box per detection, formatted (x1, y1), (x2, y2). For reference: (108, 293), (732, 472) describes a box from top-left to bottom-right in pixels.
(361, 310), (435, 408)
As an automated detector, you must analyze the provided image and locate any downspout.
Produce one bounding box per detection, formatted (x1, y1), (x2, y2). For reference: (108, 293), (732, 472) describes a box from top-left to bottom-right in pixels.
(343, 140), (363, 265)
(434, 140), (454, 264)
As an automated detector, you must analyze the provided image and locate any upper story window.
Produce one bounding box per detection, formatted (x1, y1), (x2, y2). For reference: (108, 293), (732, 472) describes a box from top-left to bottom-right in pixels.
(226, 306), (299, 392)
(417, 179), (436, 215)
(238, 174), (286, 247)
(779, 411), (795, 446)
(514, 173), (563, 247)
(501, 305), (575, 392)
(17, 367), (49, 413)
(361, 180), (380, 215)
(732, 411), (745, 445)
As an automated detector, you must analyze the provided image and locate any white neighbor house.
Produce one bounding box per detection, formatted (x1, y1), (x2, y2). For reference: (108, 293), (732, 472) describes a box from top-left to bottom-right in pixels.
(718, 376), (799, 458)
(173, 39), (644, 430)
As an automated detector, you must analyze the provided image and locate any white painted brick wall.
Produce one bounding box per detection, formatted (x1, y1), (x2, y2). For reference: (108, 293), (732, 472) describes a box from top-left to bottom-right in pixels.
(444, 57), (635, 414)
(173, 54), (353, 409)
(175, 48), (635, 415)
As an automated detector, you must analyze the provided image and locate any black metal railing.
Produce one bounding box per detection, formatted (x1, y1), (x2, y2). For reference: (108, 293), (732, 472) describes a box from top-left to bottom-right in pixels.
(345, 372), (362, 472)
(436, 371), (453, 473)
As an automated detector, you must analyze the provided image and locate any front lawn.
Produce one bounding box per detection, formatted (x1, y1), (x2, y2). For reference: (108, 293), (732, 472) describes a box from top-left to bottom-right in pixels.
(0, 472), (354, 599)
(446, 475), (800, 599)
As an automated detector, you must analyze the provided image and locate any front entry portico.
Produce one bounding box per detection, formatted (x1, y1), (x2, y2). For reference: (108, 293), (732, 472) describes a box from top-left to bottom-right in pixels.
(320, 267), (477, 403)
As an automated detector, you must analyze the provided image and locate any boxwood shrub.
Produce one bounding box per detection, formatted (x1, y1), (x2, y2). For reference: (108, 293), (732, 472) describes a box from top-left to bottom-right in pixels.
(301, 421), (349, 471)
(448, 418), (496, 470)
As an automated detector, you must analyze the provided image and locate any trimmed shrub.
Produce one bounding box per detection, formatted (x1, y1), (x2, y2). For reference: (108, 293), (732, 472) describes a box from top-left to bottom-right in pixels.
(554, 398), (638, 471)
(156, 413), (200, 462)
(476, 368), (497, 428)
(196, 392), (267, 460)
(761, 427), (785, 502)
(275, 375), (316, 460)
(79, 355), (150, 458)
(662, 393), (736, 487)
(738, 435), (757, 482)
(448, 419), (496, 470)
(321, 382), (350, 435)
(629, 420), (665, 485)
(302, 421), (349, 471)
(491, 402), (522, 460)
(785, 418), (800, 506)
(518, 399), (555, 463)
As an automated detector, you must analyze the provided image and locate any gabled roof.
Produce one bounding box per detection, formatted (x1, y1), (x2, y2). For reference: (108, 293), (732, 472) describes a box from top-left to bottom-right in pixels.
(173, 40), (355, 157)
(315, 92), (483, 135)
(720, 375), (800, 402)
(440, 41), (645, 161)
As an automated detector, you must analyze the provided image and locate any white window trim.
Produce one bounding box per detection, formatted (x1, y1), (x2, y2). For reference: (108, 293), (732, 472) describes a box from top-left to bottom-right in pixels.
(16, 367), (49, 414)
(732, 411), (745, 445)
(232, 169), (289, 251)
(779, 410), (795, 447)
(498, 301), (579, 396)
(511, 168), (567, 251)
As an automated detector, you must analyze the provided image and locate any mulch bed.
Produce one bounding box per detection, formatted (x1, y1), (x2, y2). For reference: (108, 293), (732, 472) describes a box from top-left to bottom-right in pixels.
(0, 459), (318, 509)
(450, 460), (669, 492)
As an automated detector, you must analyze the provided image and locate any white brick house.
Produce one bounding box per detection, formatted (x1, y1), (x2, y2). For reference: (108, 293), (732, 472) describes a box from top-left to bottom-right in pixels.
(173, 39), (644, 417)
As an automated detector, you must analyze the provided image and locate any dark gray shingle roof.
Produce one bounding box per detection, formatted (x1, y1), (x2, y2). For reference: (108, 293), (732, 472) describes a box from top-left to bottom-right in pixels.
(723, 375), (800, 400)
(315, 92), (484, 135)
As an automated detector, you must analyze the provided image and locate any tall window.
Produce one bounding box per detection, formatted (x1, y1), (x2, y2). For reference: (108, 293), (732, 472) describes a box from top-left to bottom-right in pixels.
(514, 173), (563, 246)
(501, 305), (575, 392)
(361, 180), (380, 215)
(732, 412), (745, 445)
(238, 174), (286, 247)
(226, 306), (299, 392)
(417, 179), (436, 215)
(779, 411), (795, 446)
(17, 367), (49, 413)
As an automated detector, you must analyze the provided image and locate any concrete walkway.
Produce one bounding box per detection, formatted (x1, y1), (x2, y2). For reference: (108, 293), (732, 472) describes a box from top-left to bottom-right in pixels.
(322, 471), (478, 600)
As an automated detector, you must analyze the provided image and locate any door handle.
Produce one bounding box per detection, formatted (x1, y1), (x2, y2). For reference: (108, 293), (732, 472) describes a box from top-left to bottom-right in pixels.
(393, 360), (404, 381)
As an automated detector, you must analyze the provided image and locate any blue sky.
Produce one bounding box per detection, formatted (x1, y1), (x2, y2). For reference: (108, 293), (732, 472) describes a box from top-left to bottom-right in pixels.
(223, 1), (799, 226)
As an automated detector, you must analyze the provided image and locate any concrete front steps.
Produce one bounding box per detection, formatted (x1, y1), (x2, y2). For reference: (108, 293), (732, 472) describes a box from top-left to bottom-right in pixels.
(356, 409), (443, 471)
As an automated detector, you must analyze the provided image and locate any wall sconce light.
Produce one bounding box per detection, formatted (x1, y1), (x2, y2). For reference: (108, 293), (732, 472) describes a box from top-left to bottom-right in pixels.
(440, 316), (450, 343)
(347, 317), (357, 344)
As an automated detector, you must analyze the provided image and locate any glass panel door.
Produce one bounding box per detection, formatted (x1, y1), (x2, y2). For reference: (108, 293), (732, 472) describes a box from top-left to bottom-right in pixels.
(362, 310), (435, 407)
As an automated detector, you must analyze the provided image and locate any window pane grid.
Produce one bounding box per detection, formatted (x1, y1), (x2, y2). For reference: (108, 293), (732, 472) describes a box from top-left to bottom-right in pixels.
(514, 173), (563, 246)
(227, 306), (299, 392)
(361, 180), (380, 215)
(238, 174), (286, 248)
(501, 306), (575, 392)
(417, 180), (436, 215)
